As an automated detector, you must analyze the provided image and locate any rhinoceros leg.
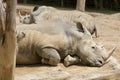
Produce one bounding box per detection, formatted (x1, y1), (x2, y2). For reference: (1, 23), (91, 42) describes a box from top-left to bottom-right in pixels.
(37, 48), (61, 66)
(64, 55), (80, 67)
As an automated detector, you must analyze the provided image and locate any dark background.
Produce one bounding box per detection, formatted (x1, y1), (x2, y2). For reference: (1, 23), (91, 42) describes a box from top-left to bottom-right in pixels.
(16, 0), (120, 11)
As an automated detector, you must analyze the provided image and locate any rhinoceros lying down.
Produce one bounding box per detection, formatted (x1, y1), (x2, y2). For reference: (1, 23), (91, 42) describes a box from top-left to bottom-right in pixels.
(18, 6), (97, 37)
(17, 21), (115, 67)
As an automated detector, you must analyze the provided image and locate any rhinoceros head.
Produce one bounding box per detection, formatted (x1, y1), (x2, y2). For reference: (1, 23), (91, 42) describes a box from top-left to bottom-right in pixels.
(18, 6), (47, 24)
(72, 22), (116, 67)
(18, 11), (34, 24)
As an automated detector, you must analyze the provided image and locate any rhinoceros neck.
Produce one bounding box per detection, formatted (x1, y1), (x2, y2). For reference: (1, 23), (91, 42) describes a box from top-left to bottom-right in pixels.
(65, 32), (78, 56)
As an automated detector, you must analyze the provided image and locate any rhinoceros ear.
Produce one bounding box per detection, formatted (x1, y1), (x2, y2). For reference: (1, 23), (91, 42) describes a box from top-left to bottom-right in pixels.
(32, 6), (39, 12)
(76, 22), (90, 34)
(76, 22), (92, 40)
(76, 22), (84, 33)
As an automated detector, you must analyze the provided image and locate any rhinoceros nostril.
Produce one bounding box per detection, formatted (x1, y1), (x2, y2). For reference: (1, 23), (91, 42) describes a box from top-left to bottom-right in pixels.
(98, 60), (103, 64)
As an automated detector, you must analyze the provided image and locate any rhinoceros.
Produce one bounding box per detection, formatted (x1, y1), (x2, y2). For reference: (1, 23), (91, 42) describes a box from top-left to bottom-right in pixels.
(18, 6), (97, 37)
(16, 20), (115, 67)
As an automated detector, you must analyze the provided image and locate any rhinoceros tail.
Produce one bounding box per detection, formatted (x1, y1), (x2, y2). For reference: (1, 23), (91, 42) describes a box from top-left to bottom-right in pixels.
(91, 25), (97, 38)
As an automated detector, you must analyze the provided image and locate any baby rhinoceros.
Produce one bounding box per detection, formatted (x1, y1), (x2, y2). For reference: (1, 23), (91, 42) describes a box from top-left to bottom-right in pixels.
(16, 22), (115, 67)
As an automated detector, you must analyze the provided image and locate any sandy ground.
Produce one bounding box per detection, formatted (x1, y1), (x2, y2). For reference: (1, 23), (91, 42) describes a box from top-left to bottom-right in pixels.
(15, 5), (120, 80)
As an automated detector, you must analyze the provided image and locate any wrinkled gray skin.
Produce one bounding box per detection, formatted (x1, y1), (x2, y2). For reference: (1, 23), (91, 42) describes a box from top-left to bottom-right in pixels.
(17, 20), (114, 67)
(18, 6), (97, 37)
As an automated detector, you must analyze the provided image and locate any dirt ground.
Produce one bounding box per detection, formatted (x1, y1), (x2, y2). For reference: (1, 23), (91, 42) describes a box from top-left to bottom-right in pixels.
(15, 5), (120, 80)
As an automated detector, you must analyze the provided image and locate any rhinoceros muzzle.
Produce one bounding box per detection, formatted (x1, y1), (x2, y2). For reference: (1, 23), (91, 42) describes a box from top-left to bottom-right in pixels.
(97, 47), (116, 67)
(82, 47), (116, 67)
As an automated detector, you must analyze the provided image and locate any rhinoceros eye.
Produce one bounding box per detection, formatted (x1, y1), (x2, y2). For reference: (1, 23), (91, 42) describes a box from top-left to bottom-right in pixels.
(91, 46), (96, 49)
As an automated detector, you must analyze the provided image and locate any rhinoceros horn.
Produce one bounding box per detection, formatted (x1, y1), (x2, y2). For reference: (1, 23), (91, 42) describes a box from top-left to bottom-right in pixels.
(104, 47), (116, 61)
(18, 10), (23, 18)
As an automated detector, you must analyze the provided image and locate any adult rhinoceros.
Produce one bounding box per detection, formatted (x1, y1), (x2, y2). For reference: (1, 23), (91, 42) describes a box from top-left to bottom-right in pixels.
(16, 20), (115, 67)
(18, 6), (97, 37)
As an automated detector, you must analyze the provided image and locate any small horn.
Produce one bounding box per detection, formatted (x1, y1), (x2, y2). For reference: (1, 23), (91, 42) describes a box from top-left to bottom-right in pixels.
(104, 47), (116, 61)
(18, 10), (22, 18)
